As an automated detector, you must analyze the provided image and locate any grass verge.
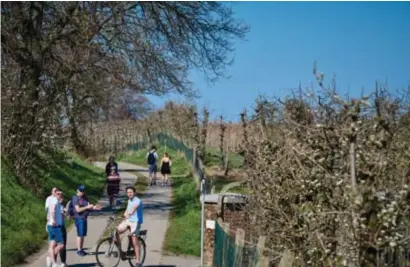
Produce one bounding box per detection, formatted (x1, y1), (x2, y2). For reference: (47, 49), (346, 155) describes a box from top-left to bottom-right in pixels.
(1, 153), (106, 267)
(203, 147), (244, 169)
(163, 173), (201, 256)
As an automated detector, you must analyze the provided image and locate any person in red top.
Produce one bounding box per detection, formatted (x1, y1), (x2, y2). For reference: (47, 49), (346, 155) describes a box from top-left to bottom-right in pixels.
(107, 167), (121, 210)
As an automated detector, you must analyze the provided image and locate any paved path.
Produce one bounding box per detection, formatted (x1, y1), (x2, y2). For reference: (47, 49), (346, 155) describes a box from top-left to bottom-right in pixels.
(22, 161), (200, 267)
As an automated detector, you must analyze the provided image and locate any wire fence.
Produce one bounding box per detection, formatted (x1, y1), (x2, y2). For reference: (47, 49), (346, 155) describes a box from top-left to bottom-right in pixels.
(213, 219), (273, 267)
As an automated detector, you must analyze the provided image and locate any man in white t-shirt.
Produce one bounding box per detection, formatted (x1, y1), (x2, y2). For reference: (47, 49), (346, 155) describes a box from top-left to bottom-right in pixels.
(45, 187), (58, 266)
(45, 188), (65, 267)
(45, 187), (58, 211)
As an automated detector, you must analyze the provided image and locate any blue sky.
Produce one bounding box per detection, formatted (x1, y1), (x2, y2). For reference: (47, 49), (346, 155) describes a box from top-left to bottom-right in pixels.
(148, 1), (410, 122)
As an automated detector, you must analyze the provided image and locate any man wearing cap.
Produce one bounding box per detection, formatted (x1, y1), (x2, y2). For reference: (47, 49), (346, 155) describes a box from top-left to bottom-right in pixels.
(71, 185), (101, 256)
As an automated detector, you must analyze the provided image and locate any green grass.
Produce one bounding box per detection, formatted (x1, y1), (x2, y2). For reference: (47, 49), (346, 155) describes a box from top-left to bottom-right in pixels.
(210, 176), (250, 194)
(163, 174), (201, 256)
(203, 147), (244, 169)
(1, 153), (106, 267)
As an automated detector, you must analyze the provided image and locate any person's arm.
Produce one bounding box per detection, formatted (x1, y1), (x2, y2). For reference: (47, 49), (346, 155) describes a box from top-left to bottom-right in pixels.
(45, 198), (49, 220)
(127, 199), (140, 216)
(92, 203), (102, 210)
(73, 196), (93, 213)
(50, 200), (57, 226)
(75, 204), (92, 213)
(169, 159), (172, 167)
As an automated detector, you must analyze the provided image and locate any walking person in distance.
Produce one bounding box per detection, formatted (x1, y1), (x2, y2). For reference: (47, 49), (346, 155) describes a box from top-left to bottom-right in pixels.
(160, 152), (172, 186)
(146, 146), (158, 186)
(105, 155), (119, 176)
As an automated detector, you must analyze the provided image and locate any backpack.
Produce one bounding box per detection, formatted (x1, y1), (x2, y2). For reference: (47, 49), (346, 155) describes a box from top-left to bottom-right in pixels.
(147, 152), (156, 165)
(66, 198), (75, 220)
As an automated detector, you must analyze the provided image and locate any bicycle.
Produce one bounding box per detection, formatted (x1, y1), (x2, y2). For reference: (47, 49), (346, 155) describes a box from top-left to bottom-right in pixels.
(95, 216), (147, 267)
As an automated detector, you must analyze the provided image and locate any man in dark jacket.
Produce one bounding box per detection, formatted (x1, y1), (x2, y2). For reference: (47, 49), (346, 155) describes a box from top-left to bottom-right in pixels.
(105, 156), (119, 176)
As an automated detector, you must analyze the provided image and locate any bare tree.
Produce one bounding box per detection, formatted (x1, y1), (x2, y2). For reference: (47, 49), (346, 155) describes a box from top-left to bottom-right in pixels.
(1, 1), (249, 182)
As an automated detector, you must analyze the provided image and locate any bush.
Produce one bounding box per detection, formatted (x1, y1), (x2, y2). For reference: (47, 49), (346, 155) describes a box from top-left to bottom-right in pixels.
(242, 84), (410, 266)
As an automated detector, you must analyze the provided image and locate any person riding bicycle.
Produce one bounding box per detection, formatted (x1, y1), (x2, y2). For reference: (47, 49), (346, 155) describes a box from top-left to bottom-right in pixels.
(116, 186), (144, 265)
(105, 156), (119, 176)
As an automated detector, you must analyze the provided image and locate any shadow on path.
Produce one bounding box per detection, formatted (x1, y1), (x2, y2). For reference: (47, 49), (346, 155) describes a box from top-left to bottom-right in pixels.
(119, 168), (148, 173)
(68, 264), (98, 267)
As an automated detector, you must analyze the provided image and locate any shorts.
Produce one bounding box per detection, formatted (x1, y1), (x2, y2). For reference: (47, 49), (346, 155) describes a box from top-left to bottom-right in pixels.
(118, 220), (141, 236)
(74, 218), (88, 237)
(47, 225), (64, 244)
(148, 164), (157, 174)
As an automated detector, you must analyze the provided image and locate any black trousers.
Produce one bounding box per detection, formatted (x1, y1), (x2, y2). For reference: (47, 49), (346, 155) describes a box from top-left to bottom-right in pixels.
(59, 226), (67, 263)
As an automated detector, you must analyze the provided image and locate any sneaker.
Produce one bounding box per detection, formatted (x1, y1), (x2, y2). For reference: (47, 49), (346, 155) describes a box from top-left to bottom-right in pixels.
(77, 250), (86, 257)
(81, 249), (88, 255)
(46, 256), (52, 267)
(60, 264), (66, 267)
(52, 264), (60, 267)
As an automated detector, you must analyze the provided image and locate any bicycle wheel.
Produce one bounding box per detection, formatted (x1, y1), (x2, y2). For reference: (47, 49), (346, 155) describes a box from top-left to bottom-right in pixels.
(127, 237), (146, 267)
(95, 237), (121, 267)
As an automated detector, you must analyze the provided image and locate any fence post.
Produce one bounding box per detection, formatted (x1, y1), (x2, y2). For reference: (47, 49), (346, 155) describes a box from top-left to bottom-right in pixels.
(256, 236), (269, 267)
(193, 146), (196, 166)
(222, 222), (230, 267)
(233, 228), (245, 266)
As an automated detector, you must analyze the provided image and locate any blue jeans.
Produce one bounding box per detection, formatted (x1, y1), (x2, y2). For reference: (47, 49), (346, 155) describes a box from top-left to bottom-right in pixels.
(148, 164), (157, 174)
(75, 218), (88, 237)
